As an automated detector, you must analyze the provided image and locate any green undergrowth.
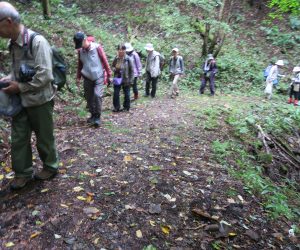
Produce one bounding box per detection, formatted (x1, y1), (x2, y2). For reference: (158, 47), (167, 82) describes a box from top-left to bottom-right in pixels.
(188, 93), (300, 223)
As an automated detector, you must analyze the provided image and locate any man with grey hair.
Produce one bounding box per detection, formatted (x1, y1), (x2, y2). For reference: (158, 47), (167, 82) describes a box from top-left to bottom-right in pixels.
(0, 2), (59, 190)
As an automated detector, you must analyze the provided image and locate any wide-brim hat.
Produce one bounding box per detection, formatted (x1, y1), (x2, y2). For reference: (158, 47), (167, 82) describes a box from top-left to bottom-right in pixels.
(172, 48), (179, 52)
(125, 42), (134, 52)
(144, 43), (154, 51)
(293, 66), (300, 72)
(207, 54), (214, 60)
(73, 32), (86, 49)
(275, 60), (284, 66)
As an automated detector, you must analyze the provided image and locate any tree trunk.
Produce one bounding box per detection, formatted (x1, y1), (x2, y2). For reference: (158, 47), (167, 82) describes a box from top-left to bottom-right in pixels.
(41, 0), (51, 19)
(201, 23), (210, 57)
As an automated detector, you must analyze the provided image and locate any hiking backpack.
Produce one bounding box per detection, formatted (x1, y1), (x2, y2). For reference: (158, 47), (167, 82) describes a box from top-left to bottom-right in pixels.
(29, 33), (67, 91)
(156, 53), (166, 71)
(263, 65), (272, 80)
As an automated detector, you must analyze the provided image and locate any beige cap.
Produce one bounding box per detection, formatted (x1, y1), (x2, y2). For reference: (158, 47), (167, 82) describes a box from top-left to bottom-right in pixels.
(293, 66), (300, 72)
(275, 60), (284, 66)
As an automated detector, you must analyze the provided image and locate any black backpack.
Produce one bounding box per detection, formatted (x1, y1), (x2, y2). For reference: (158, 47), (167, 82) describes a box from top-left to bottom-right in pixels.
(29, 33), (67, 91)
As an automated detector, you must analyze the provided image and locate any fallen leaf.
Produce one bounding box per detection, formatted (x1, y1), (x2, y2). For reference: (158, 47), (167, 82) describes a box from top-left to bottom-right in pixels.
(32, 210), (40, 216)
(161, 225), (171, 235)
(149, 165), (161, 171)
(163, 194), (176, 202)
(125, 204), (135, 210)
(54, 234), (62, 239)
(30, 231), (42, 239)
(136, 229), (143, 238)
(124, 155), (133, 162)
(149, 220), (156, 227)
(183, 170), (192, 176)
(83, 207), (100, 215)
(5, 242), (15, 247)
(41, 188), (49, 193)
(0, 174), (4, 180)
(77, 196), (86, 201)
(60, 203), (69, 208)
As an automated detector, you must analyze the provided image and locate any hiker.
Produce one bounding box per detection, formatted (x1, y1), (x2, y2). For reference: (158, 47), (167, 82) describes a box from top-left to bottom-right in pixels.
(125, 42), (142, 101)
(74, 32), (111, 127)
(264, 60), (285, 100)
(288, 66), (300, 106)
(0, 2), (59, 189)
(168, 48), (184, 98)
(200, 54), (218, 96)
(111, 44), (134, 112)
(263, 61), (274, 81)
(144, 43), (161, 98)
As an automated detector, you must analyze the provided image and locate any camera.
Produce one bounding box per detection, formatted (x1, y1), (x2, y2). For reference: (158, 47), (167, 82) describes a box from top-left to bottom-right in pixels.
(19, 64), (36, 82)
(0, 81), (9, 89)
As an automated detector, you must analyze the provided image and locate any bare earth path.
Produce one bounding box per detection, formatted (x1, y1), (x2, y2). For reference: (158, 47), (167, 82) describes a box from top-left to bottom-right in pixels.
(0, 93), (298, 249)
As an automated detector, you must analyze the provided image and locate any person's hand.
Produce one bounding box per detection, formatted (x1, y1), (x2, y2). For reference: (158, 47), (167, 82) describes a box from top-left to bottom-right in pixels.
(2, 81), (20, 94)
(0, 76), (11, 82)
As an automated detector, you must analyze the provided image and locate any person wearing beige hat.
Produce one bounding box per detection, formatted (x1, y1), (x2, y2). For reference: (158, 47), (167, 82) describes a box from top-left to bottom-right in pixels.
(288, 66), (300, 106)
(168, 48), (184, 98)
(264, 59), (285, 100)
(144, 43), (161, 98)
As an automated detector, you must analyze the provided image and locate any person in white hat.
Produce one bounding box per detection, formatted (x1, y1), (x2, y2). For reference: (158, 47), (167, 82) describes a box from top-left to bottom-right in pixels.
(125, 42), (142, 100)
(264, 59), (285, 100)
(144, 43), (161, 98)
(288, 66), (300, 106)
(168, 48), (184, 98)
(200, 54), (218, 96)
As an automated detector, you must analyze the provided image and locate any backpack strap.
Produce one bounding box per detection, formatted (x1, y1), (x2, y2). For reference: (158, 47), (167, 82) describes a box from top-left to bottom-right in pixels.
(29, 32), (40, 56)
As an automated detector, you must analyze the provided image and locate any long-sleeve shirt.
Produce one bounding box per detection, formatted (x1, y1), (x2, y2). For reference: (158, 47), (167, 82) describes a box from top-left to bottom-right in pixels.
(128, 51), (142, 77)
(10, 26), (55, 107)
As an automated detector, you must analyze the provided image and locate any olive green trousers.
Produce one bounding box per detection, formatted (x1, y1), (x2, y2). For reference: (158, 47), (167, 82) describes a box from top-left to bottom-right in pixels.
(11, 100), (58, 177)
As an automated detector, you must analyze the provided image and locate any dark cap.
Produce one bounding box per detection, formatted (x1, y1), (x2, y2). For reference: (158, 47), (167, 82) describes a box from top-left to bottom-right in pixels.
(73, 32), (86, 49)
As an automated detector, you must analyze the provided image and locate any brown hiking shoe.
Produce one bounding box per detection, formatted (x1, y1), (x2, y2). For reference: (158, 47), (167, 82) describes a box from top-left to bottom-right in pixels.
(10, 176), (32, 190)
(34, 169), (57, 180)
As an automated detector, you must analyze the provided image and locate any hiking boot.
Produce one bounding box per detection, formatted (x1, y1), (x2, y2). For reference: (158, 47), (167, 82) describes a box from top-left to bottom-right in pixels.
(10, 176), (32, 190)
(288, 98), (293, 104)
(94, 117), (101, 127)
(112, 108), (120, 112)
(87, 115), (94, 124)
(34, 169), (57, 180)
(294, 100), (299, 106)
(134, 93), (139, 100)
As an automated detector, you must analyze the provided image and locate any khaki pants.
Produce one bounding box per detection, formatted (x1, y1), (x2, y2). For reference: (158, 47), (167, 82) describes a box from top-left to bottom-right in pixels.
(169, 74), (180, 97)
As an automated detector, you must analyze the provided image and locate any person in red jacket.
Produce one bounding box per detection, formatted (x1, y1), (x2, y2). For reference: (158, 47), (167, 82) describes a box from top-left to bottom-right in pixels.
(74, 32), (111, 127)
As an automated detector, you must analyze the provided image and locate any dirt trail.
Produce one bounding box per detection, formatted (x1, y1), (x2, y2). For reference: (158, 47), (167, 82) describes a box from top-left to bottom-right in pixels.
(0, 94), (298, 249)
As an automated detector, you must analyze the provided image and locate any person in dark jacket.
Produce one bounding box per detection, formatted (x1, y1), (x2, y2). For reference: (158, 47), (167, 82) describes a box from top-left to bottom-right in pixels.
(112, 44), (134, 112)
(200, 54), (218, 96)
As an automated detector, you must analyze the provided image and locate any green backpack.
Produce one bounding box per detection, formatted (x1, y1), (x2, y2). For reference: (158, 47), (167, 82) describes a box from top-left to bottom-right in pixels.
(29, 33), (67, 91)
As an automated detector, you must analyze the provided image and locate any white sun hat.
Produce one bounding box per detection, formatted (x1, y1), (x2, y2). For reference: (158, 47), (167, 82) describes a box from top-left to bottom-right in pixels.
(124, 42), (134, 52)
(172, 48), (179, 52)
(275, 60), (284, 66)
(292, 66), (300, 72)
(144, 43), (154, 51)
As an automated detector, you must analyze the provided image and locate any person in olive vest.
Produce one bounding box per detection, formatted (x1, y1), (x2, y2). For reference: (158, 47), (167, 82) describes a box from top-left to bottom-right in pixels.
(0, 2), (58, 189)
(111, 44), (134, 112)
(74, 32), (111, 127)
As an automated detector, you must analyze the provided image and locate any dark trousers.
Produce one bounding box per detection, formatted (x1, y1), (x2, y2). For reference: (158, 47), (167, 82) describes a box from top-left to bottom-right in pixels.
(84, 78), (104, 118)
(132, 77), (138, 96)
(113, 84), (131, 110)
(290, 84), (299, 100)
(145, 72), (158, 97)
(200, 75), (215, 95)
(11, 100), (58, 177)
